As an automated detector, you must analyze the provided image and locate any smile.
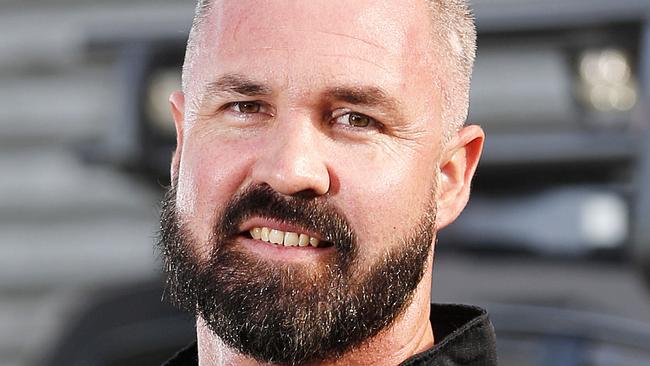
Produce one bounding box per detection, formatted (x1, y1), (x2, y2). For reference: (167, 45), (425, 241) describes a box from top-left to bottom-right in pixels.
(249, 227), (322, 247)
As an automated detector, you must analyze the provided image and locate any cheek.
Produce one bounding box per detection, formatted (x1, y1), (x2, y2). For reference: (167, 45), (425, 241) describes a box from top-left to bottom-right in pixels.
(335, 145), (437, 258)
(176, 131), (255, 242)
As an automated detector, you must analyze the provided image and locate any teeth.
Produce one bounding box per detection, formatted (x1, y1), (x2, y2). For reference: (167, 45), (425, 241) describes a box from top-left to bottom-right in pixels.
(269, 229), (284, 244)
(298, 234), (309, 247)
(248, 227), (323, 248)
(261, 227), (270, 242)
(284, 232), (299, 247)
(250, 228), (262, 240)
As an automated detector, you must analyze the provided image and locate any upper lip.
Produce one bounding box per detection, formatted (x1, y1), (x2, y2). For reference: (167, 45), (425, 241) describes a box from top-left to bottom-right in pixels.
(239, 217), (324, 241)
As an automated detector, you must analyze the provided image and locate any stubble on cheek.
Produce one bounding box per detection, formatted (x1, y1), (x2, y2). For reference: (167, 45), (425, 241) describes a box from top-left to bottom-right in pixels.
(174, 147), (251, 260)
(169, 169), (220, 264)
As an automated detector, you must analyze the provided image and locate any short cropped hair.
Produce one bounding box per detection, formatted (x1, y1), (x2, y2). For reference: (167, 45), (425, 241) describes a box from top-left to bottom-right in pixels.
(183, 0), (476, 134)
(425, 0), (477, 135)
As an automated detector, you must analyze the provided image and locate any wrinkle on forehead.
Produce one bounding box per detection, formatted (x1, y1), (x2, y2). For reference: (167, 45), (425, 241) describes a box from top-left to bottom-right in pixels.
(205, 0), (427, 58)
(313, 30), (388, 51)
(222, 26), (397, 65)
(186, 0), (443, 121)
(230, 47), (391, 74)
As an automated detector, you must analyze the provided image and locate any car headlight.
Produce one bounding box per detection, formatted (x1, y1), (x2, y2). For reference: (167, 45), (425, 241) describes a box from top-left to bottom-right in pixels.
(577, 48), (638, 113)
(145, 68), (181, 139)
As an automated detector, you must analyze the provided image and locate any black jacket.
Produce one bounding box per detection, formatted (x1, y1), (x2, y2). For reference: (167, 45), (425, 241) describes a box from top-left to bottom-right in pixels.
(163, 304), (497, 366)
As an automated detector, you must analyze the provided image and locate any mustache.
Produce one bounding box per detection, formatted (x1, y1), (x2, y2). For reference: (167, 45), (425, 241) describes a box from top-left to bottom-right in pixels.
(216, 184), (357, 254)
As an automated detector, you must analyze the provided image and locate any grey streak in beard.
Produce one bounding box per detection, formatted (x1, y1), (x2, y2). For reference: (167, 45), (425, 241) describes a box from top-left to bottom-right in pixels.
(157, 182), (436, 365)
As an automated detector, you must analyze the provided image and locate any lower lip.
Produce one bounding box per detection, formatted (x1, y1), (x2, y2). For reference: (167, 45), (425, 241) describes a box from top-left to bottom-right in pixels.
(237, 235), (335, 262)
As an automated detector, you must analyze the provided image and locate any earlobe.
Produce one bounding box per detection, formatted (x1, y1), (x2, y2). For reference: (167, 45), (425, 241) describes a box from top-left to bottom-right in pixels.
(169, 91), (185, 185)
(435, 125), (485, 230)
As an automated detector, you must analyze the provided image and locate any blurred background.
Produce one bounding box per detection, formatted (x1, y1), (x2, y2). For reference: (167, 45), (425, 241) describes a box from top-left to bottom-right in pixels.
(2, 0), (650, 365)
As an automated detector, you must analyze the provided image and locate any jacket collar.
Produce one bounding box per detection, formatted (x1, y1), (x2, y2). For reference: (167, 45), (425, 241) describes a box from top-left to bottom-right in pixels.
(163, 304), (497, 366)
(400, 304), (497, 365)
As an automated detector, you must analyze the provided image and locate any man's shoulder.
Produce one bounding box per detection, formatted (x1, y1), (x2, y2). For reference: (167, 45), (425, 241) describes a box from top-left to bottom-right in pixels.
(161, 304), (497, 366)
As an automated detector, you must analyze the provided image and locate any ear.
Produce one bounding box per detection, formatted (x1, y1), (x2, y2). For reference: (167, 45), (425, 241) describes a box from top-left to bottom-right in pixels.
(435, 124), (484, 230)
(169, 90), (185, 186)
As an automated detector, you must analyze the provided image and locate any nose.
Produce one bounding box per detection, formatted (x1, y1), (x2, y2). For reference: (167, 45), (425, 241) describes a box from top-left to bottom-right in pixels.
(251, 116), (330, 196)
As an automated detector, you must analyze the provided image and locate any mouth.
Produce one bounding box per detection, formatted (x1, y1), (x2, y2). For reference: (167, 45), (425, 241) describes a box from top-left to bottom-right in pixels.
(238, 220), (334, 249)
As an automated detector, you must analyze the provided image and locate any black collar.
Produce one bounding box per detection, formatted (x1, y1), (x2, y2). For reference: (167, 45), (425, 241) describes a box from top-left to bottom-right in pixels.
(163, 304), (497, 366)
(400, 304), (497, 365)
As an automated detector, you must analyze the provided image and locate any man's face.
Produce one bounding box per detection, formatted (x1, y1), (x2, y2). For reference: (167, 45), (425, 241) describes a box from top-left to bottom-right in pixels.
(160, 0), (478, 364)
(177, 0), (444, 264)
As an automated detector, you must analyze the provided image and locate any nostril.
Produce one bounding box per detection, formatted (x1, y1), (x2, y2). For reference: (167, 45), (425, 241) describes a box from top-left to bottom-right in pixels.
(292, 189), (320, 199)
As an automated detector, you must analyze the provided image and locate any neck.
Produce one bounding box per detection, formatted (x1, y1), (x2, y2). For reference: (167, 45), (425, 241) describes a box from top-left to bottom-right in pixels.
(196, 260), (434, 366)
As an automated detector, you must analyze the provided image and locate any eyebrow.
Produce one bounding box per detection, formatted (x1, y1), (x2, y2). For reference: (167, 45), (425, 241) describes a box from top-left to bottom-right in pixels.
(203, 73), (273, 99)
(323, 86), (401, 115)
(201, 75), (403, 119)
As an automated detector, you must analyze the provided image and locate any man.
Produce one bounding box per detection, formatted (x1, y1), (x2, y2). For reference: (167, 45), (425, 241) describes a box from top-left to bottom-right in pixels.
(158, 0), (494, 365)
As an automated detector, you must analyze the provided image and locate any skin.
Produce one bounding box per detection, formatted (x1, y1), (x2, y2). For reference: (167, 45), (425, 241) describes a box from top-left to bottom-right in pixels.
(168, 0), (484, 365)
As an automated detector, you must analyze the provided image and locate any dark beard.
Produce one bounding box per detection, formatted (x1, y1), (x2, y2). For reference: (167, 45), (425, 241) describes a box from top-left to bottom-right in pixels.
(158, 184), (435, 365)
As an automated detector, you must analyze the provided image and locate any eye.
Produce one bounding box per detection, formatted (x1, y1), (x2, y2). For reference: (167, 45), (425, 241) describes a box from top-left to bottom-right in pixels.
(333, 112), (378, 129)
(230, 101), (261, 114)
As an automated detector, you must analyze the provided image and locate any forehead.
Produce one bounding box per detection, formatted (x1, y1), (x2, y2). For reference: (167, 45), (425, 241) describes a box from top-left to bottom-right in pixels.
(210, 1), (428, 49)
(189, 0), (441, 107)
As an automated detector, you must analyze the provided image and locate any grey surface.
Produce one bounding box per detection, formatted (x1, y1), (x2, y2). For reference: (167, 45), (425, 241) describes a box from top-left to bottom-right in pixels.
(0, 2), (193, 365)
(473, 0), (650, 31)
(469, 45), (576, 130)
(432, 251), (650, 323)
(1, 1), (650, 366)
